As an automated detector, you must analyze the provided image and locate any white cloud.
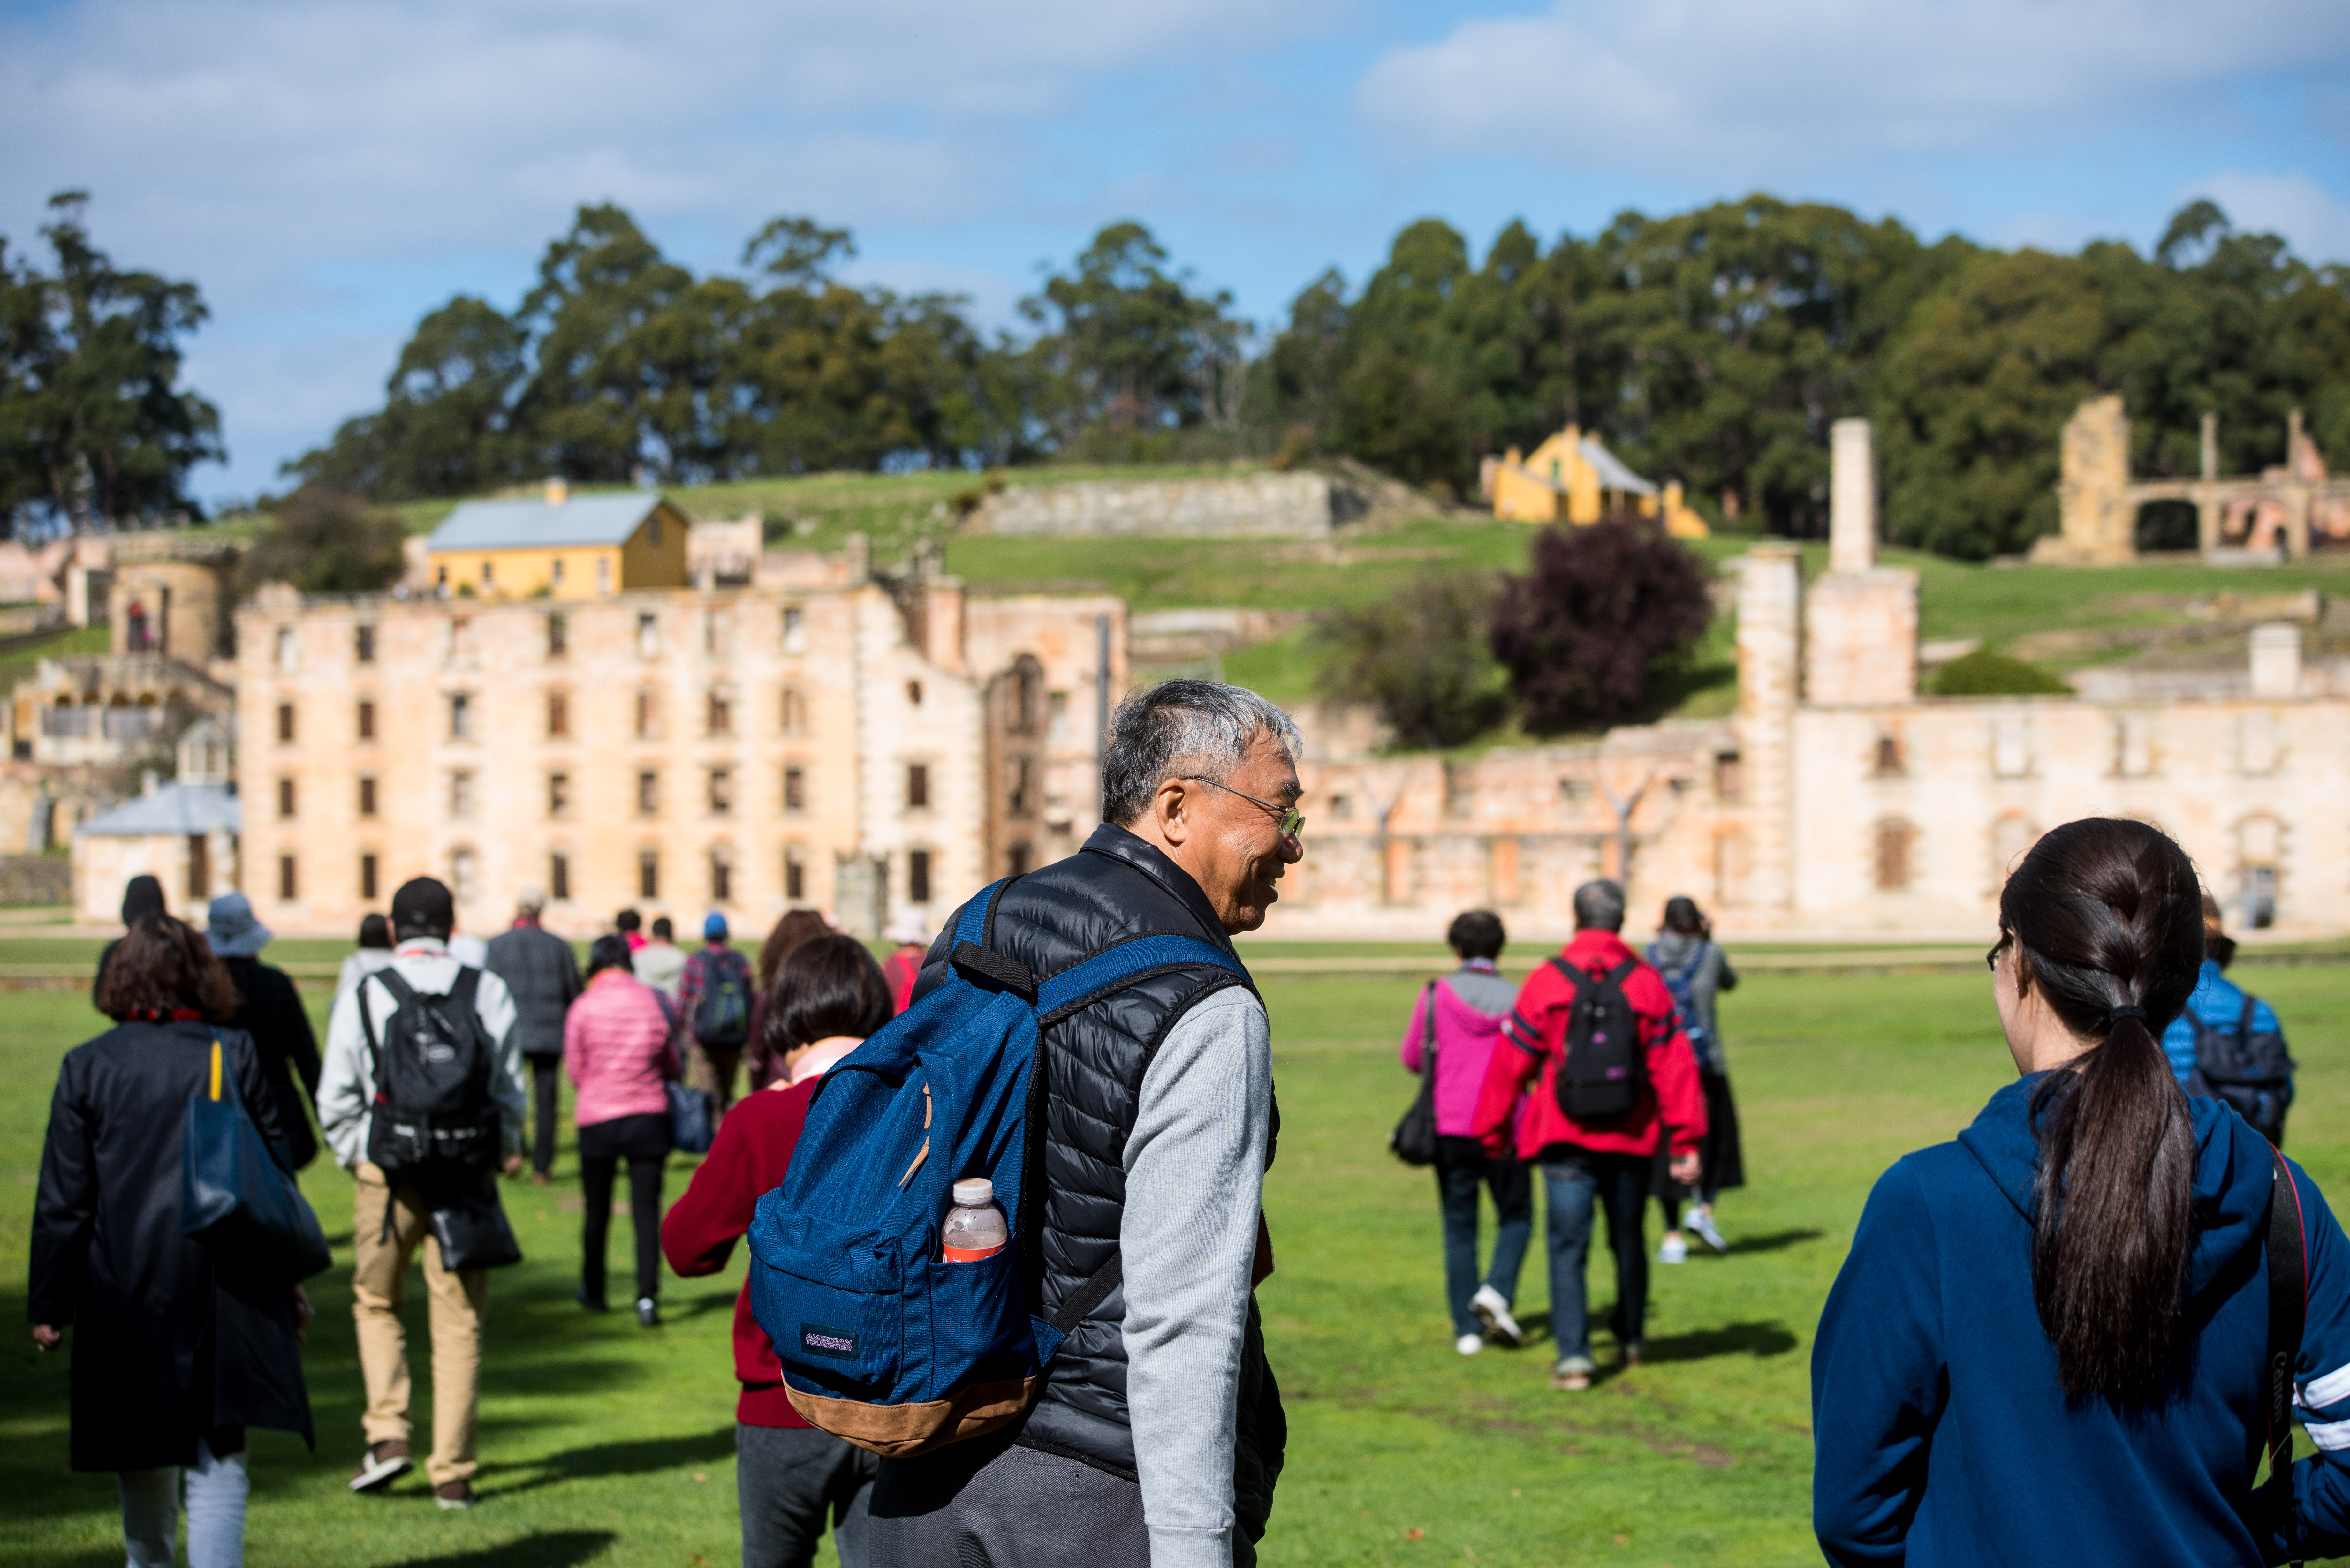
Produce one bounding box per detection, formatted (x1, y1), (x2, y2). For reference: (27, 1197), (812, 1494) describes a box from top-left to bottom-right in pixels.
(1356, 0), (2350, 186)
(0, 0), (1346, 496)
(2190, 171), (2350, 265)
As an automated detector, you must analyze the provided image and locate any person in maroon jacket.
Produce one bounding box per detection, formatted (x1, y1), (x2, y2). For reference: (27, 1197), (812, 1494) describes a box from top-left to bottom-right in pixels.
(1473, 878), (1705, 1391)
(661, 933), (894, 1568)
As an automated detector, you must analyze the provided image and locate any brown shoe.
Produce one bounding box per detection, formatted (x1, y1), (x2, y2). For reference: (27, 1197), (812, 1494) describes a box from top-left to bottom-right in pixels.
(434, 1479), (474, 1510)
(1622, 1344), (1645, 1368)
(350, 1440), (412, 1493)
(529, 1170), (551, 1186)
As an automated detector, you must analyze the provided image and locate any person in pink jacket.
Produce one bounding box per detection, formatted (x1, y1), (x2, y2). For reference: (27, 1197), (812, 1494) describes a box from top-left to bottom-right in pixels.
(1400, 910), (1532, 1356)
(564, 935), (679, 1327)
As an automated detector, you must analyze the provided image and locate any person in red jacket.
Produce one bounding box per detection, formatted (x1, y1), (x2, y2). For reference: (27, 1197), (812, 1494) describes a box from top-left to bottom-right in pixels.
(661, 933), (894, 1568)
(1474, 878), (1706, 1391)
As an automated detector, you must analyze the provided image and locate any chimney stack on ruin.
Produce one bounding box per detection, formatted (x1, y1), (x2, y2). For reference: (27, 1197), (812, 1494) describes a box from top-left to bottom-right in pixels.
(1830, 418), (1877, 574)
(1802, 418), (1920, 706)
(1735, 541), (1800, 912)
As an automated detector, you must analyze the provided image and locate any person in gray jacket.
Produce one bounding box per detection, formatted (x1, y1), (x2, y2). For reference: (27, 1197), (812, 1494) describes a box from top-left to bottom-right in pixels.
(486, 887), (583, 1183)
(1647, 896), (1742, 1259)
(868, 680), (1300, 1568)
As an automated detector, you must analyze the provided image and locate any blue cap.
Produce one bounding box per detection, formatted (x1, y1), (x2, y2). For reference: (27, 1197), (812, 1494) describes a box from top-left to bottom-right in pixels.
(704, 912), (728, 941)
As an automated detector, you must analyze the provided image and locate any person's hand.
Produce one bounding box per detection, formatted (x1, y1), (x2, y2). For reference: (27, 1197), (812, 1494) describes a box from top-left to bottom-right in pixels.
(31, 1325), (60, 1351)
(1669, 1151), (1701, 1187)
(292, 1286), (314, 1346)
(502, 1153), (525, 1178)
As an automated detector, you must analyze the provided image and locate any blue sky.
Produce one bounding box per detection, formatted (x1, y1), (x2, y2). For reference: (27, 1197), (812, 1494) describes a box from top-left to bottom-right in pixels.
(5, 0), (2348, 506)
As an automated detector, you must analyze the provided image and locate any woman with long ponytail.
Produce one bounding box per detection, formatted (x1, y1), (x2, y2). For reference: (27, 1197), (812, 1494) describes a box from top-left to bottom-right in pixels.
(1814, 818), (2350, 1564)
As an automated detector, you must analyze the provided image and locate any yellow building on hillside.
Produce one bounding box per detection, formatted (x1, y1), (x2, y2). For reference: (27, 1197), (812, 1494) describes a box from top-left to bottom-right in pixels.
(426, 483), (692, 599)
(1489, 426), (1709, 538)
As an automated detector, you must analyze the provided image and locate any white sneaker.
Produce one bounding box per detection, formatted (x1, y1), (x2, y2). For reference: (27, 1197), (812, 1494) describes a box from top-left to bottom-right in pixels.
(1455, 1333), (1484, 1355)
(1658, 1232), (1688, 1264)
(1687, 1206), (1729, 1254)
(1469, 1285), (1522, 1348)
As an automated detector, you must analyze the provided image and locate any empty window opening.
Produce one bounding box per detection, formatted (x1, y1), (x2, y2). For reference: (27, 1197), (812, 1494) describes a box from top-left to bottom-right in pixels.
(550, 853), (570, 902)
(784, 766), (806, 813)
(909, 849), (933, 905)
(277, 703), (295, 743)
(277, 778), (295, 819)
(907, 763), (930, 810)
(639, 851), (659, 900)
(355, 624), (375, 663)
(357, 700), (374, 741)
(360, 853), (378, 901)
(358, 776), (377, 817)
(637, 771), (659, 816)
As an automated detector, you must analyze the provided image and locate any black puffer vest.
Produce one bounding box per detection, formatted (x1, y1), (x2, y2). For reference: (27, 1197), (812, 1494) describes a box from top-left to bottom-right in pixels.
(912, 825), (1286, 1538)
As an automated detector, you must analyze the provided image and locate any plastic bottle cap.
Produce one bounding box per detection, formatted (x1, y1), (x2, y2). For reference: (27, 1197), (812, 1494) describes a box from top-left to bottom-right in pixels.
(952, 1178), (994, 1206)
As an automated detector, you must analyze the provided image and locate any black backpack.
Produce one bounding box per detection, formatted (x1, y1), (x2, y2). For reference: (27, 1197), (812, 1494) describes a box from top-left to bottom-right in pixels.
(360, 967), (503, 1191)
(2189, 991), (2295, 1144)
(691, 949), (753, 1049)
(1550, 956), (1644, 1125)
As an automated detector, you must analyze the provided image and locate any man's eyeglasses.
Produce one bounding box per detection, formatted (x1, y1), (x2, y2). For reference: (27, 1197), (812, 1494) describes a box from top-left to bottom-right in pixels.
(1184, 776), (1305, 841)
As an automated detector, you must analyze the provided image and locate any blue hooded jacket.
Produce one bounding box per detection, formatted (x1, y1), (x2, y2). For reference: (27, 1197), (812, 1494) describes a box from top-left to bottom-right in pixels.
(1814, 1078), (2350, 1565)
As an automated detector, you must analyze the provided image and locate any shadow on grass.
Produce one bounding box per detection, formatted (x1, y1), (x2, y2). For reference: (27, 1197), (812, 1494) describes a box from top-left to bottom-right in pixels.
(1722, 1229), (1824, 1256)
(1640, 1320), (1798, 1362)
(488, 1427), (735, 1497)
(376, 1529), (617, 1568)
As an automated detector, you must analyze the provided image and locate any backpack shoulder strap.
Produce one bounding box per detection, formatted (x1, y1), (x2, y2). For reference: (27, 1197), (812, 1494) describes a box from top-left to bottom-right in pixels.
(451, 965), (482, 1009)
(1423, 979), (1438, 1067)
(2242, 991), (2260, 1038)
(2265, 1143), (2307, 1541)
(1547, 954), (1593, 997)
(1600, 956), (1640, 997)
(949, 879), (1035, 1001)
(376, 967), (417, 1006)
(1034, 932), (1247, 1027)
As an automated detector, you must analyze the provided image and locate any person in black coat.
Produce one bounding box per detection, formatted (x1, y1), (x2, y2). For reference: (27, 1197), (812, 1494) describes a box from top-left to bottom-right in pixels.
(32, 914), (315, 1568)
(206, 891), (323, 1170)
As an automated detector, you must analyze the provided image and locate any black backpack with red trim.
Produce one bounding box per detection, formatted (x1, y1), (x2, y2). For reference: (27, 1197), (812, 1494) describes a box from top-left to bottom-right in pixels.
(1550, 956), (1644, 1125)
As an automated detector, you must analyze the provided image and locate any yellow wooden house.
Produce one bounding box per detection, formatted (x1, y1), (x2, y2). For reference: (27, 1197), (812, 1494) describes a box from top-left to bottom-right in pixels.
(425, 481), (692, 599)
(1489, 426), (1709, 539)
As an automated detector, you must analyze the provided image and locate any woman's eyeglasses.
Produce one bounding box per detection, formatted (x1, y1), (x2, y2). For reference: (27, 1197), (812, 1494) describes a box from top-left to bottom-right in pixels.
(1986, 934), (2011, 972)
(1184, 776), (1305, 841)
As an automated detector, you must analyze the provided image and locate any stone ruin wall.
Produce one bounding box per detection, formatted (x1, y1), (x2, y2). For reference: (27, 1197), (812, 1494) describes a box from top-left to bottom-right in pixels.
(969, 472), (1334, 539)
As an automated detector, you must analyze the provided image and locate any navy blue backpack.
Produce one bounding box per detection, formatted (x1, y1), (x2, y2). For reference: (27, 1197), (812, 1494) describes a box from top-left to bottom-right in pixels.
(746, 879), (1246, 1457)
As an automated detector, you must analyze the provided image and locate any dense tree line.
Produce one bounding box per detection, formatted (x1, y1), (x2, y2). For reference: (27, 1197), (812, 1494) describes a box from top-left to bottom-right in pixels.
(9, 192), (2348, 559)
(1262, 197), (2350, 556)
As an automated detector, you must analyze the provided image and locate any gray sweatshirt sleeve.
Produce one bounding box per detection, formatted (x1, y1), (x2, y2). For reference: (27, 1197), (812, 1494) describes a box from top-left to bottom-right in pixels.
(1121, 985), (1273, 1568)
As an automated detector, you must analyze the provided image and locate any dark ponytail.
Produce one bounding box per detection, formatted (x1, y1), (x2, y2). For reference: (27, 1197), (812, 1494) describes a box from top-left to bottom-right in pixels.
(1999, 818), (2206, 1403)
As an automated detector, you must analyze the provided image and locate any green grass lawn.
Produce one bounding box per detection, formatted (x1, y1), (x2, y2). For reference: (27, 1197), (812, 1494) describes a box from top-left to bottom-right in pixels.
(8, 963), (2350, 1565)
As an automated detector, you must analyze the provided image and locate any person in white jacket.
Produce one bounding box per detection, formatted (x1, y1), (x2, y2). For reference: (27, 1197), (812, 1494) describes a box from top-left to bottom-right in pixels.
(316, 878), (524, 1511)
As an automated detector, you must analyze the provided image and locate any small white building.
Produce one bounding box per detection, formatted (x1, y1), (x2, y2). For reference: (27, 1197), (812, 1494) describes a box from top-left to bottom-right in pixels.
(72, 717), (240, 921)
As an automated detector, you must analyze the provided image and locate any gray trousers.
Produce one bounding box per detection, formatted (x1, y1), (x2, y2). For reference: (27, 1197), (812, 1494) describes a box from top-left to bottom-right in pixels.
(866, 1428), (1148, 1568)
(738, 1422), (877, 1568)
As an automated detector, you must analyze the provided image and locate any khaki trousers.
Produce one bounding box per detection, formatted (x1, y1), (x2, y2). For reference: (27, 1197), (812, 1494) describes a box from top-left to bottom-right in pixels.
(351, 1164), (490, 1486)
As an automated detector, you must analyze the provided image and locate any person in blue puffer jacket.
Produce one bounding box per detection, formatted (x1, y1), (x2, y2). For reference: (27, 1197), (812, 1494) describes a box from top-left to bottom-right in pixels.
(1814, 818), (2350, 1566)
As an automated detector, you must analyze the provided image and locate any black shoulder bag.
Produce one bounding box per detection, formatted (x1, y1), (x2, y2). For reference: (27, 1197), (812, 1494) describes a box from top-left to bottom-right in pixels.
(1389, 981), (1441, 1166)
(2266, 1142), (2307, 1566)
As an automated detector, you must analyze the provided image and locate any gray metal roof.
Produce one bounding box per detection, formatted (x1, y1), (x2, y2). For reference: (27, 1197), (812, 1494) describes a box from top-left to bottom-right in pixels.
(1578, 437), (1659, 497)
(76, 782), (241, 837)
(428, 494), (672, 552)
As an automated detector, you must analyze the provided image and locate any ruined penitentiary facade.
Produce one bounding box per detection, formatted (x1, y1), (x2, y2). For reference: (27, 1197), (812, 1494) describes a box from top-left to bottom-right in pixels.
(1278, 418), (2350, 942)
(227, 545), (1123, 940)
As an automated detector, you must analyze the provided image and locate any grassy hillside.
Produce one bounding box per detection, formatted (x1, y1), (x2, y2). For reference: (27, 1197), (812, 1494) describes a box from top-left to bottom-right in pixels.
(211, 464), (2350, 734)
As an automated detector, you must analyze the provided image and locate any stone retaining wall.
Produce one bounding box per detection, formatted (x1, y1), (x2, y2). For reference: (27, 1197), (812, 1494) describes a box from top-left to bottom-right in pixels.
(0, 855), (71, 906)
(971, 472), (1333, 538)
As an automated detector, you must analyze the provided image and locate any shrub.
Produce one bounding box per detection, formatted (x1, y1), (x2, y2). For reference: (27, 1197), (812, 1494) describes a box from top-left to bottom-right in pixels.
(239, 486), (408, 595)
(1488, 520), (1714, 732)
(1311, 572), (1510, 747)
(1929, 648), (2073, 696)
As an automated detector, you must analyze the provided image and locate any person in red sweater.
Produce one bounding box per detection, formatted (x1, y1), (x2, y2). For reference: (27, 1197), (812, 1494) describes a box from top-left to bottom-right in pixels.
(662, 933), (895, 1568)
(1473, 878), (1706, 1391)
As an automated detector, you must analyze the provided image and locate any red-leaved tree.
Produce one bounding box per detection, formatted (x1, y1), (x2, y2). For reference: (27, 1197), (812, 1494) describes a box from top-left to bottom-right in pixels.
(1488, 519), (1713, 732)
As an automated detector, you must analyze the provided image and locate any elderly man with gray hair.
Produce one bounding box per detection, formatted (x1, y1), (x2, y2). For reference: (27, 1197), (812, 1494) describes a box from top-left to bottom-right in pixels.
(485, 887), (582, 1183)
(867, 680), (1301, 1568)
